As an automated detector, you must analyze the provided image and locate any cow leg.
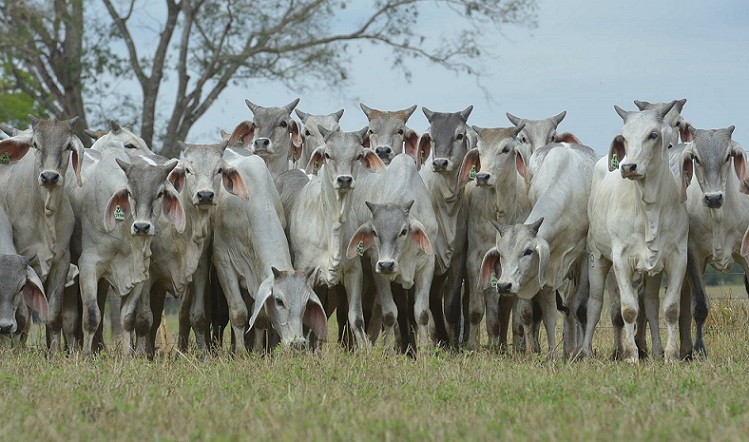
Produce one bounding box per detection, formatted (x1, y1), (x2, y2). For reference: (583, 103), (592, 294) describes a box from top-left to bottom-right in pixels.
(517, 298), (536, 355)
(691, 251), (713, 358)
(539, 287), (558, 359)
(663, 254), (687, 362)
(366, 296), (383, 344)
(428, 272), (449, 346)
(613, 261), (639, 363)
(484, 288), (501, 350)
(444, 251), (467, 349)
(189, 259), (209, 352)
(511, 297), (525, 353)
(209, 265), (228, 351)
(465, 262), (484, 351)
(121, 283), (145, 357)
(643, 274), (664, 358)
(393, 285), (416, 355)
(343, 265), (368, 350)
(146, 288), (167, 359)
(580, 254), (612, 359)
(78, 259), (101, 356)
(608, 274), (624, 360)
(214, 267), (247, 353)
(44, 255), (70, 353)
(372, 274), (397, 349)
(413, 266), (435, 350)
(634, 281), (649, 358)
(62, 283), (81, 352)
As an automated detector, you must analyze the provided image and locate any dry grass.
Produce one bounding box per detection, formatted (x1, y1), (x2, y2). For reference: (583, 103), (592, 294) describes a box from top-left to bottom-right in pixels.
(0, 295), (748, 441)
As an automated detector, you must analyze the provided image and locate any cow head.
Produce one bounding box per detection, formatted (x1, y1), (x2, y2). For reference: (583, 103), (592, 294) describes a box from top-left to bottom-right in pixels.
(229, 99), (301, 161)
(506, 111), (567, 153)
(360, 103), (419, 166)
(0, 255), (47, 335)
(458, 124), (524, 188)
(634, 98), (691, 145)
(248, 267), (327, 348)
(419, 106), (473, 174)
(688, 126), (744, 209)
(294, 108), (344, 164)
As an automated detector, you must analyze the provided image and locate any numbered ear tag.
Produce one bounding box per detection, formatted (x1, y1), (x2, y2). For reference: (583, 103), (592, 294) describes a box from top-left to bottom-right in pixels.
(610, 153), (619, 171)
(491, 273), (498, 289)
(356, 240), (364, 257)
(114, 205), (125, 221)
(0, 152), (10, 164)
(468, 165), (477, 180)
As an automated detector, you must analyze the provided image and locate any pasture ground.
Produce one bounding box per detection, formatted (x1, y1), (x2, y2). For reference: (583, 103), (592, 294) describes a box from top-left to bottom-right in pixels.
(1, 287), (748, 441)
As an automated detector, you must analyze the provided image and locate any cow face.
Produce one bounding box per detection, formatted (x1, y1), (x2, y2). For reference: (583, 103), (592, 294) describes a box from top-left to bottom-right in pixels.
(0, 255), (47, 335)
(295, 109), (343, 163)
(507, 111), (566, 153)
(459, 125), (523, 188)
(689, 126), (744, 209)
(420, 106), (473, 174)
(229, 99), (301, 159)
(360, 104), (418, 165)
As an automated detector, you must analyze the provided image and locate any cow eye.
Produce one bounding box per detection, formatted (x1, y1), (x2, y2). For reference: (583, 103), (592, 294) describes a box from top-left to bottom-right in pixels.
(400, 228), (407, 236)
(648, 131), (658, 140)
(675, 121), (682, 127)
(217, 167), (223, 174)
(305, 130), (311, 136)
(369, 129), (374, 135)
(356, 153), (363, 160)
(550, 135), (556, 142)
(66, 143), (73, 151)
(275, 297), (285, 308)
(280, 121), (288, 128)
(324, 152), (331, 160)
(33, 141), (38, 149)
(502, 147), (510, 154)
(185, 168), (192, 174)
(125, 143), (136, 150)
(157, 191), (164, 198)
(694, 156), (700, 165)
(456, 133), (464, 141)
(397, 129), (404, 135)
(520, 136), (527, 143)
(726, 154), (731, 163)
(523, 248), (533, 256)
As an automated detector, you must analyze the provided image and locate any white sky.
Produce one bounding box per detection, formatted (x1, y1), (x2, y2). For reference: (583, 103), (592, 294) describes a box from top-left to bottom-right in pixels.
(121, 0), (749, 155)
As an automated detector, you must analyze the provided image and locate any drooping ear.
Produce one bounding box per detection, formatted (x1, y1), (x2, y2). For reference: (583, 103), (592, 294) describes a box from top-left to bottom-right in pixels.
(679, 120), (694, 143)
(409, 219), (432, 255)
(480, 248), (502, 290)
(731, 139), (746, 184)
(70, 136), (85, 187)
(304, 290), (328, 341)
(24, 266), (48, 322)
(168, 164), (186, 193)
(360, 148), (386, 172)
(515, 147), (528, 180)
(228, 120), (255, 148)
(288, 119), (303, 161)
(65, 263), (79, 288)
(680, 149), (694, 203)
(458, 148), (480, 187)
(305, 146), (325, 175)
(0, 131), (33, 163)
(222, 164), (248, 199)
(554, 132), (581, 144)
(608, 134), (625, 172)
(163, 186), (186, 233)
(552, 111), (567, 126)
(104, 187), (131, 232)
(536, 239), (550, 287)
(346, 224), (374, 259)
(404, 127), (419, 159)
(407, 132), (431, 170)
(248, 274), (274, 332)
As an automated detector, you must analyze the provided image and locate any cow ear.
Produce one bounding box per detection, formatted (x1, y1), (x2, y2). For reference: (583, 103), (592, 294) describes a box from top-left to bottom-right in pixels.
(407, 132), (431, 170)
(515, 147), (528, 180)
(163, 186), (186, 233)
(104, 187), (130, 232)
(24, 266), (48, 322)
(732, 140), (746, 184)
(346, 224), (374, 259)
(409, 219), (432, 255)
(480, 248), (502, 291)
(69, 136), (84, 187)
(0, 131), (33, 163)
(288, 119), (303, 161)
(458, 148), (480, 187)
(249, 274), (274, 332)
(680, 120), (694, 143)
(222, 164), (248, 199)
(403, 127), (419, 162)
(304, 290), (328, 342)
(536, 239), (550, 287)
(360, 148), (386, 172)
(681, 149), (694, 203)
(554, 132), (581, 144)
(168, 165), (186, 193)
(229, 121), (255, 148)
(305, 146), (325, 175)
(608, 134), (625, 172)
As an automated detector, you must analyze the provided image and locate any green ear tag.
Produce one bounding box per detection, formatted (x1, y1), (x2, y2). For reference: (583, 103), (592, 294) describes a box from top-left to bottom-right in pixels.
(420, 149), (424, 163)
(0, 152), (9, 165)
(313, 162), (319, 175)
(610, 153), (619, 171)
(491, 273), (498, 289)
(684, 171), (691, 187)
(468, 165), (477, 180)
(356, 240), (364, 257)
(114, 205), (125, 221)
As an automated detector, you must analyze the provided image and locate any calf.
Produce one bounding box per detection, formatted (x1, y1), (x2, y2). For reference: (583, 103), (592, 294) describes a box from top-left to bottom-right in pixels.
(228, 99), (302, 177)
(276, 127), (384, 348)
(580, 102), (692, 362)
(480, 143), (597, 357)
(359, 104), (420, 165)
(294, 108), (344, 168)
(0, 116), (83, 352)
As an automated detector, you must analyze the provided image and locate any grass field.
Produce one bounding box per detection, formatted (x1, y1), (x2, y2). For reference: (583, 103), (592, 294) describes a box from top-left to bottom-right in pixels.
(1, 288), (748, 441)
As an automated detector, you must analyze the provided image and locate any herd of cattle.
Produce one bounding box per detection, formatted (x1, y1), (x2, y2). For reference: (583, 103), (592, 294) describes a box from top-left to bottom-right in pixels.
(0, 97), (746, 363)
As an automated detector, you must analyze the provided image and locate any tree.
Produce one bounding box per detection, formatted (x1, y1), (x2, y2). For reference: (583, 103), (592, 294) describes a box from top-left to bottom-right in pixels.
(1, 0), (538, 157)
(0, 62), (49, 128)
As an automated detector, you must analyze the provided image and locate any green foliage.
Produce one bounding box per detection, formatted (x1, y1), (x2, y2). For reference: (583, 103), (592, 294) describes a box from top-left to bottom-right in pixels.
(0, 63), (47, 127)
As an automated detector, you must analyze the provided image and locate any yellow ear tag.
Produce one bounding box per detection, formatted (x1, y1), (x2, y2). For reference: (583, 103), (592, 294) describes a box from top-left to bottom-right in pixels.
(0, 152), (9, 164)
(491, 273), (498, 288)
(114, 205), (125, 221)
(468, 165), (477, 180)
(420, 149), (424, 163)
(356, 240), (364, 257)
(313, 162), (319, 175)
(610, 153), (619, 171)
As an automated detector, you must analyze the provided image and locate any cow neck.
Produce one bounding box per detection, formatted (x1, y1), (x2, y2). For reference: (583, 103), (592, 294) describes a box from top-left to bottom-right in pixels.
(27, 167), (64, 278)
(263, 137), (291, 177)
(494, 173), (528, 221)
(636, 157), (678, 247)
(125, 234), (153, 284)
(321, 168), (352, 273)
(708, 169), (745, 259)
(431, 170), (464, 274)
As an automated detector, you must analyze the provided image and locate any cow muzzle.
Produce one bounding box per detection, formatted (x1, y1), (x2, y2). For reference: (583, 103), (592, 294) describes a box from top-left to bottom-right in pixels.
(131, 221), (155, 236)
(194, 190), (216, 206)
(335, 175), (354, 191)
(39, 171), (61, 187)
(252, 138), (273, 156)
(704, 192), (724, 209)
(432, 158), (449, 173)
(0, 321), (16, 335)
(620, 163), (643, 180)
(496, 281), (516, 295)
(376, 260), (397, 274)
(475, 172), (491, 187)
(375, 146), (393, 162)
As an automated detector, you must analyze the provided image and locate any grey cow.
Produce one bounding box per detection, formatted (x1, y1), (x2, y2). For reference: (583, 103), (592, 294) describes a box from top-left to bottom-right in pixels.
(0, 116), (83, 352)
(228, 99), (302, 178)
(276, 127), (385, 349)
(294, 108), (344, 169)
(506, 111), (580, 153)
(360, 103), (420, 166)
(417, 106), (473, 347)
(0, 203), (47, 342)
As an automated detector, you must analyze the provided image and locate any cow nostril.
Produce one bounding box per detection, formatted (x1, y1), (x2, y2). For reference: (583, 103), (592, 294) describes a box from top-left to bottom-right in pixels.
(337, 176), (353, 187)
(40, 172), (60, 185)
(433, 159), (448, 170)
(629, 164), (637, 172)
(0, 324), (13, 334)
(378, 261), (395, 272)
(475, 173), (490, 182)
(497, 282), (512, 293)
(197, 191), (215, 203)
(263, 139), (269, 146)
(705, 194), (724, 208)
(133, 222), (151, 234)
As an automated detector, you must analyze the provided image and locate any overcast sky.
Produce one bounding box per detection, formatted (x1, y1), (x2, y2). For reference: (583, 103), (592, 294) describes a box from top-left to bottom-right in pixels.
(153, 1), (749, 154)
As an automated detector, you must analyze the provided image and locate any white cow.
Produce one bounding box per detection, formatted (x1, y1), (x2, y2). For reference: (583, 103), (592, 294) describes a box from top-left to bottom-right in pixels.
(294, 108), (344, 169)
(360, 104), (420, 166)
(580, 102), (693, 362)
